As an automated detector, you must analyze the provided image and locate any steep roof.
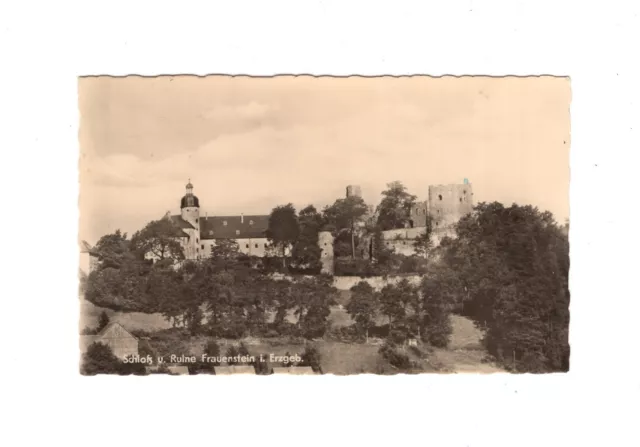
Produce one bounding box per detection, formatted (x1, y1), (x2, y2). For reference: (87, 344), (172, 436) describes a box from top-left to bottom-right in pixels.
(169, 215), (195, 230)
(95, 322), (137, 340)
(200, 215), (269, 240)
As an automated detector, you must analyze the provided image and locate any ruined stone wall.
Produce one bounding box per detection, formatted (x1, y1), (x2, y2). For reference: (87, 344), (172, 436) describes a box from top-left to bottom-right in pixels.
(318, 231), (335, 274)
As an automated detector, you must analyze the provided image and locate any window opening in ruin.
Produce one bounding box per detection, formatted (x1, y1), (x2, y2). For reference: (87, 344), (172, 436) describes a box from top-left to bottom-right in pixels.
(236, 230), (240, 235)
(439, 194), (442, 200)
(223, 221), (227, 226)
(459, 198), (462, 202)
(246, 244), (249, 248)
(195, 219), (198, 223)
(255, 244), (258, 248)
(201, 245), (204, 250)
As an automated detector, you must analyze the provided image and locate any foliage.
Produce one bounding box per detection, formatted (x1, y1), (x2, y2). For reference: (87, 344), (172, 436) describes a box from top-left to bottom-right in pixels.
(346, 281), (379, 341)
(418, 265), (458, 347)
(290, 205), (323, 273)
(378, 343), (411, 370)
(443, 202), (570, 372)
(266, 204), (300, 266)
(96, 311), (110, 333)
(376, 181), (417, 230)
(334, 258), (382, 276)
(323, 195), (369, 259)
(413, 215), (434, 258)
(80, 343), (121, 375)
(130, 218), (186, 264)
(226, 345), (240, 365)
(92, 229), (132, 270)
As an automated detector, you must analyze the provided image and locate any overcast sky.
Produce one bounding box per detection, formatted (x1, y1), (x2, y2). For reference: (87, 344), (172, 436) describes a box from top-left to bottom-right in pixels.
(78, 75), (570, 247)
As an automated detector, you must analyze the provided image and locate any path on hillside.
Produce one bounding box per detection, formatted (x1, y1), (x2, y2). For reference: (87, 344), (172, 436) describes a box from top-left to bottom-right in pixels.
(434, 315), (506, 373)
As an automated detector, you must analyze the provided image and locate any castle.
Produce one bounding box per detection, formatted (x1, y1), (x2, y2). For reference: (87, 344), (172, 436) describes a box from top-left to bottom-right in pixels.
(166, 179), (473, 272)
(81, 180), (473, 275)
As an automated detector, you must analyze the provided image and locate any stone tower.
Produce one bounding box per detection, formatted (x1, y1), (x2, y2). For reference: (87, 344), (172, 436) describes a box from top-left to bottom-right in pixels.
(317, 230), (335, 274)
(428, 181), (474, 230)
(346, 185), (362, 198)
(180, 180), (201, 260)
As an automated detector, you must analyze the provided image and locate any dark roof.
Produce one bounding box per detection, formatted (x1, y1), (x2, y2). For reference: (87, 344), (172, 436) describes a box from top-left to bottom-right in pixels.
(200, 215), (269, 240)
(181, 194), (200, 208)
(170, 215), (195, 230)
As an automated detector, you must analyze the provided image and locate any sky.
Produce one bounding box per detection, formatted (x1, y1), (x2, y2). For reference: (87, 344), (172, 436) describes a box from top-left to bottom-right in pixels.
(78, 75), (571, 247)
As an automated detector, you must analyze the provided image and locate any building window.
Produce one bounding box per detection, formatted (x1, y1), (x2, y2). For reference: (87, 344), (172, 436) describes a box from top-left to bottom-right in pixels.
(438, 194), (443, 200)
(246, 244), (249, 248)
(223, 221), (228, 226)
(264, 243), (268, 248)
(201, 244), (204, 250)
(195, 218), (198, 223)
(236, 230), (240, 235)
(196, 238), (199, 243)
(255, 243), (258, 248)
(324, 242), (327, 246)
(459, 198), (462, 203)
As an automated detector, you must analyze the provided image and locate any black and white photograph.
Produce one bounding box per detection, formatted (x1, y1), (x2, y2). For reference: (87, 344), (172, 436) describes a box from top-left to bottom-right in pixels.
(78, 75), (571, 375)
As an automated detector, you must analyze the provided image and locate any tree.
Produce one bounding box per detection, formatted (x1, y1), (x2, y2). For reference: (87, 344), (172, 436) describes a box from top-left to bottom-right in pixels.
(300, 346), (322, 373)
(371, 227), (394, 270)
(346, 281), (379, 342)
(443, 202), (570, 372)
(323, 196), (369, 258)
(291, 205), (323, 273)
(413, 215), (434, 258)
(376, 181), (417, 230)
(379, 280), (417, 341)
(226, 345), (240, 365)
(419, 266), (457, 347)
(130, 218), (186, 264)
(96, 311), (110, 333)
(266, 204), (300, 268)
(80, 343), (122, 375)
(92, 229), (132, 270)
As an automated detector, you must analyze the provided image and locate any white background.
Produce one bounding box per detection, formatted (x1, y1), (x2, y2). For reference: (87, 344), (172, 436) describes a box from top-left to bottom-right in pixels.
(1, 1), (639, 446)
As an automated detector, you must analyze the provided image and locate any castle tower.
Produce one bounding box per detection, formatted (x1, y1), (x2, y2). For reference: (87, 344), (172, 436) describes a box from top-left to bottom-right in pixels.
(180, 180), (201, 228)
(428, 181), (474, 230)
(346, 185), (362, 198)
(317, 230), (335, 274)
(180, 180), (201, 260)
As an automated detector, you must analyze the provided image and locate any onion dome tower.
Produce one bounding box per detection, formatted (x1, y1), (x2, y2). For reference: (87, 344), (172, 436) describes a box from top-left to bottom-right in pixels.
(180, 179), (200, 229)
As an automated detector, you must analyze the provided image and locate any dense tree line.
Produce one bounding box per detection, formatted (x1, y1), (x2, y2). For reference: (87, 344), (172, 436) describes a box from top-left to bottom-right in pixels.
(441, 203), (570, 372)
(346, 275), (454, 348)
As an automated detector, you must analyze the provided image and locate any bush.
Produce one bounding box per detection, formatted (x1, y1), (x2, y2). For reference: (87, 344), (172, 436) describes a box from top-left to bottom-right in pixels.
(378, 343), (411, 370)
(80, 342), (121, 375)
(334, 258), (382, 277)
(300, 346), (322, 373)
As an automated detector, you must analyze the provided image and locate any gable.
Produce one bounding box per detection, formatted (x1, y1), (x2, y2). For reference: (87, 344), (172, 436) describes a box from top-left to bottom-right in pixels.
(97, 322), (136, 341)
